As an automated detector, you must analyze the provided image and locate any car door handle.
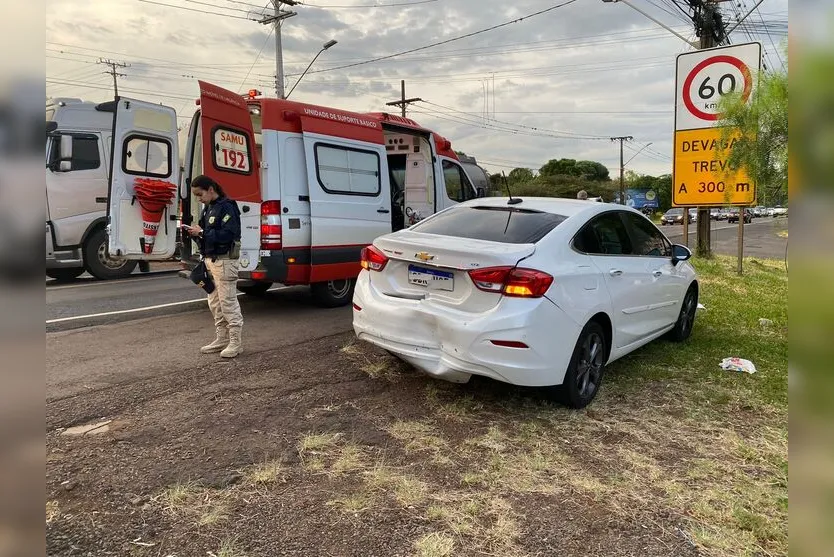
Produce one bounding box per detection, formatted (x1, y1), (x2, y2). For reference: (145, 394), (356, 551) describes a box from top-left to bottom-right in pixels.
(609, 269), (623, 277)
(652, 270), (663, 278)
(377, 208), (390, 214)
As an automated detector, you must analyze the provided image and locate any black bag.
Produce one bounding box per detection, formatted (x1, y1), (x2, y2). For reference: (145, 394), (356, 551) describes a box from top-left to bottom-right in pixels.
(190, 260), (215, 294)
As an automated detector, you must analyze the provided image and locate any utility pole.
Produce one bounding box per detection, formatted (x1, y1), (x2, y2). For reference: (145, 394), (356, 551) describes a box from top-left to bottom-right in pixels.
(611, 136), (633, 205)
(259, 0), (297, 98)
(386, 80), (422, 118)
(98, 59), (129, 97)
(693, 0), (727, 258)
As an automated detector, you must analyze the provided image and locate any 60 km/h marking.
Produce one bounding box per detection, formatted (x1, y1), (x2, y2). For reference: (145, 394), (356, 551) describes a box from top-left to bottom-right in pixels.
(682, 55), (753, 121)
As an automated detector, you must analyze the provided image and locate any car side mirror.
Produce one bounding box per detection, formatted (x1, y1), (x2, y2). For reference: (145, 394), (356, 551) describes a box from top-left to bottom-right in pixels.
(671, 244), (692, 265)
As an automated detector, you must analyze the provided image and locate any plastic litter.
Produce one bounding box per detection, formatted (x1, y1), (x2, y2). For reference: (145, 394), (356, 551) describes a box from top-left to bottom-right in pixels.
(697, 303), (706, 311)
(720, 357), (757, 374)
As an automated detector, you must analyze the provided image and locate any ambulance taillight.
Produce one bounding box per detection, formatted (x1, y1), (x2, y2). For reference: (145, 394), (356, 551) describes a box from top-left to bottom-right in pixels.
(260, 201), (282, 251)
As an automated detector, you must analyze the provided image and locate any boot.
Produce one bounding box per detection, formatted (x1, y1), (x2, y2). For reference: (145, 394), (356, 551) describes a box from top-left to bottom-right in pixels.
(220, 327), (242, 358)
(201, 327), (229, 354)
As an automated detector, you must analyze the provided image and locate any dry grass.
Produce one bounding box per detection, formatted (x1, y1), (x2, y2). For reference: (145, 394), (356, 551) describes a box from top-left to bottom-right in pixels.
(341, 340), (402, 381)
(384, 420), (451, 465)
(46, 500), (59, 524)
(329, 443), (368, 477)
(413, 532), (455, 557)
(325, 492), (374, 514)
(211, 536), (246, 557)
(244, 460), (286, 486)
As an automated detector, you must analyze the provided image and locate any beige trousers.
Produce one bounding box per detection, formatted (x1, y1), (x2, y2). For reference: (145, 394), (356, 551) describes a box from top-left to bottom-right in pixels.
(206, 258), (243, 331)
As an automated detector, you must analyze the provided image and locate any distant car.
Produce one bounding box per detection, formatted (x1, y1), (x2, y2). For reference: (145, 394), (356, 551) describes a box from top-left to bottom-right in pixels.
(660, 208), (692, 225)
(772, 206), (788, 217)
(717, 209), (731, 220)
(766, 207), (776, 217)
(710, 208), (721, 220)
(727, 209), (752, 224)
(352, 198), (699, 409)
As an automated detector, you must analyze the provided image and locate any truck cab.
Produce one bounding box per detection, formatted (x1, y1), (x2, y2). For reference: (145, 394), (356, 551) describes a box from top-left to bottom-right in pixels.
(46, 98), (139, 280)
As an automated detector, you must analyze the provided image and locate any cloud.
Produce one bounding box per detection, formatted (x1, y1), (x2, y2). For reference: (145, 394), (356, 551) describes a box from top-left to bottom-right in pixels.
(46, 0), (788, 177)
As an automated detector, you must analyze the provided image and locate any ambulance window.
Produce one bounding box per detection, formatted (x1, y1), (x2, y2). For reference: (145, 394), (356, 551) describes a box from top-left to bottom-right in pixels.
(442, 159), (475, 203)
(123, 135), (172, 178)
(315, 144), (381, 196)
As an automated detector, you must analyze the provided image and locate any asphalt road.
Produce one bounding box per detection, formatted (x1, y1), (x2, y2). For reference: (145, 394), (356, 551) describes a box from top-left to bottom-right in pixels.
(663, 216), (788, 260)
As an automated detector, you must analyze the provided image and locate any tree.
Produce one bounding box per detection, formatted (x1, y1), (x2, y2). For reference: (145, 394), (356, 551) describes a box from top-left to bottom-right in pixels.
(717, 69), (787, 206)
(539, 158), (580, 177)
(508, 167), (535, 184)
(575, 160), (610, 181)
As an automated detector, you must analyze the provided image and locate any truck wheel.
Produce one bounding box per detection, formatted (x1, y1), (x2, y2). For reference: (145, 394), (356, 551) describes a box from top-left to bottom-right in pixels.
(238, 281), (272, 296)
(83, 228), (137, 280)
(46, 268), (84, 282)
(311, 279), (355, 308)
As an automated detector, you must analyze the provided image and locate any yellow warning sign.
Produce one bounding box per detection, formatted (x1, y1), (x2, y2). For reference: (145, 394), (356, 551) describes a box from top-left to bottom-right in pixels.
(672, 127), (755, 206)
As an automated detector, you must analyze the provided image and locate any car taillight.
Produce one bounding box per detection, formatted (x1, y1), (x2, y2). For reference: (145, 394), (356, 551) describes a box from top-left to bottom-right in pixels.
(260, 201), (282, 250)
(468, 267), (553, 298)
(360, 245), (388, 272)
(468, 266), (512, 293)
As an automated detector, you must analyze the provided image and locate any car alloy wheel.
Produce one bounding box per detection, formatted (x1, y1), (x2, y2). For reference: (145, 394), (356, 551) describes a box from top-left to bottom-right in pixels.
(576, 331), (604, 399)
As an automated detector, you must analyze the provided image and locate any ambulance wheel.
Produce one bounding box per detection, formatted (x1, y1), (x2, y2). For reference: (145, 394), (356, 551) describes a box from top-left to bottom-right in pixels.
(83, 228), (137, 280)
(238, 281), (272, 296)
(46, 268), (84, 282)
(311, 279), (355, 308)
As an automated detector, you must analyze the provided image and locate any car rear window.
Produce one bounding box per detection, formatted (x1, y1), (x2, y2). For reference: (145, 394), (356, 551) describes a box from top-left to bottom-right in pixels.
(411, 206), (567, 244)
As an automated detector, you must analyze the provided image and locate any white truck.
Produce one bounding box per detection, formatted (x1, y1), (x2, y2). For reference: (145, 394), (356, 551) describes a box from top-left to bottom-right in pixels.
(46, 97), (140, 280)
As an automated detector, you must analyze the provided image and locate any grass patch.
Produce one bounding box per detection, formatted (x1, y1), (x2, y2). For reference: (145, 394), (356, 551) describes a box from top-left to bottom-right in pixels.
(414, 532), (455, 557)
(244, 461), (286, 486)
(211, 536), (246, 557)
(326, 492), (374, 514)
(341, 340), (403, 381)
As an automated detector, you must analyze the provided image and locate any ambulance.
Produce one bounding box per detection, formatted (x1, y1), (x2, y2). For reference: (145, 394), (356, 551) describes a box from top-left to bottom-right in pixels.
(105, 81), (484, 306)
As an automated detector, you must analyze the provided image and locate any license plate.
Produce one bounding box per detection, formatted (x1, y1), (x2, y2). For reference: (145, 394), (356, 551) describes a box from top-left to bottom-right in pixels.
(408, 265), (454, 291)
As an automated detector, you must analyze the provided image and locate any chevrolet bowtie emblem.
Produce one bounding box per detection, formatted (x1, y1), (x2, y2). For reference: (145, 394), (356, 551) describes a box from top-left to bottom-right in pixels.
(415, 252), (435, 262)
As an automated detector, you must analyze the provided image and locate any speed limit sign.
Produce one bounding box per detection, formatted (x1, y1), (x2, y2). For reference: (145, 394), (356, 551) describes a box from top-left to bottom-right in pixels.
(673, 42), (761, 207)
(675, 42), (761, 131)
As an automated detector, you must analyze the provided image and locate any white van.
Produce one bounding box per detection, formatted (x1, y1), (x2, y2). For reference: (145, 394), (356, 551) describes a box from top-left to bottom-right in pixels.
(106, 81), (483, 306)
(46, 98), (140, 280)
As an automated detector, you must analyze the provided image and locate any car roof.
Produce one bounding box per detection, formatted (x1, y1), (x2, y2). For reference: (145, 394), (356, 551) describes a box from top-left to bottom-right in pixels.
(459, 196), (636, 220)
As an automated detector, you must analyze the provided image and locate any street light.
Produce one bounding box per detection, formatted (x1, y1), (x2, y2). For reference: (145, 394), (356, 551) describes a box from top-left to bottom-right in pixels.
(285, 39), (338, 99)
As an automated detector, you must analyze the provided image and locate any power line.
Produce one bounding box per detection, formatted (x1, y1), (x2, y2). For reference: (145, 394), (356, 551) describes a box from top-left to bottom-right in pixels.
(134, 0), (255, 19)
(298, 0), (580, 76)
(238, 26), (275, 93)
(299, 0), (437, 6)
(419, 100), (609, 139)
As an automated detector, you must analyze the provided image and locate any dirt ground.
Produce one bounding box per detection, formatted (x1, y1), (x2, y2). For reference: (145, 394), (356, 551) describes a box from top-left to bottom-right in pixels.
(46, 326), (785, 557)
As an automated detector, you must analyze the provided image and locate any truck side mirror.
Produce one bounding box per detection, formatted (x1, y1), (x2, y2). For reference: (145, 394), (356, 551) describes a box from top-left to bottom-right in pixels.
(476, 187), (486, 198)
(59, 135), (73, 172)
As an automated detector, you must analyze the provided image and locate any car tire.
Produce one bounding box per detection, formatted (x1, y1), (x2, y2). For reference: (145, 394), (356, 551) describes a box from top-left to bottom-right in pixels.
(311, 278), (356, 308)
(667, 285), (697, 342)
(238, 281), (273, 296)
(46, 268), (84, 282)
(83, 228), (137, 280)
(560, 321), (607, 409)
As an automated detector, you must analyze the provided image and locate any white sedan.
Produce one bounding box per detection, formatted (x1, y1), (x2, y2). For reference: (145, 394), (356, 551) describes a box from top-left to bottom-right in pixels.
(352, 198), (699, 408)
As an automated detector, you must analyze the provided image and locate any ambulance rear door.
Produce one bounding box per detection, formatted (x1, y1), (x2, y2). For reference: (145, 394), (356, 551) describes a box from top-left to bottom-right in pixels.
(197, 81), (262, 272)
(106, 97), (180, 260)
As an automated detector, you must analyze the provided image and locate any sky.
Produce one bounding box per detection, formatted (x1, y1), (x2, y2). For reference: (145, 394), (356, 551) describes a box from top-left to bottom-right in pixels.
(45, 0), (788, 179)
